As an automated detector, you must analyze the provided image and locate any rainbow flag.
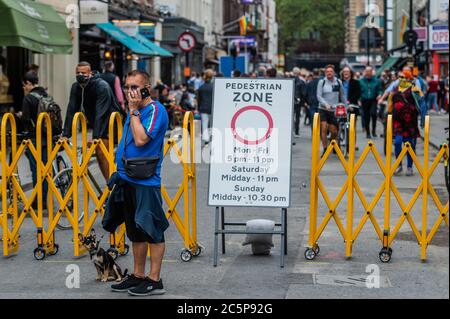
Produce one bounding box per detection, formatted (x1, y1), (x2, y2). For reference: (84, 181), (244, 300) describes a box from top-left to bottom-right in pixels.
(240, 16), (248, 36)
(400, 15), (408, 42)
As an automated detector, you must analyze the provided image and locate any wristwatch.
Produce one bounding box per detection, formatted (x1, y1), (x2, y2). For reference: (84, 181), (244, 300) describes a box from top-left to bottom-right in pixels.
(131, 110), (140, 117)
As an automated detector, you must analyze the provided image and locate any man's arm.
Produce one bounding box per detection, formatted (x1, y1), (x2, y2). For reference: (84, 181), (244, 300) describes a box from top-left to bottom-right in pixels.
(93, 83), (113, 139)
(379, 79), (399, 103)
(130, 114), (151, 147)
(316, 80), (328, 108)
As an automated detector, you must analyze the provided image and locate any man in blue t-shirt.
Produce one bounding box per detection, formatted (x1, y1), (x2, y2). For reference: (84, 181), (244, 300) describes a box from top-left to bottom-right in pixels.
(110, 70), (169, 296)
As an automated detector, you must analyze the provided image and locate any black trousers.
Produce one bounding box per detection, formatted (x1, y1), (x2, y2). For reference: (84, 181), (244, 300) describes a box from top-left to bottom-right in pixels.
(361, 99), (378, 135)
(294, 104), (301, 135)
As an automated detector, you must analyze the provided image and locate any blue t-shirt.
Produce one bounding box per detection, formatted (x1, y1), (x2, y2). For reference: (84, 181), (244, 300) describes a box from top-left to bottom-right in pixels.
(116, 101), (169, 187)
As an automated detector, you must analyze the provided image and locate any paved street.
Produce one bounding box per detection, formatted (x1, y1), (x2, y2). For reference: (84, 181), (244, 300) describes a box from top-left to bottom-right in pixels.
(0, 114), (448, 299)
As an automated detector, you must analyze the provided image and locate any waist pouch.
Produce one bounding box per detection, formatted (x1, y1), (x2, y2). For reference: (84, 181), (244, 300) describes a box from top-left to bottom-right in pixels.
(122, 156), (159, 180)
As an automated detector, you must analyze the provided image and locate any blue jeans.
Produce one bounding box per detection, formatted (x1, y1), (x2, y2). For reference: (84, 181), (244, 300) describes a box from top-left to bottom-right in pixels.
(394, 135), (416, 169)
(427, 93), (439, 112)
(24, 139), (48, 206)
(419, 97), (427, 127)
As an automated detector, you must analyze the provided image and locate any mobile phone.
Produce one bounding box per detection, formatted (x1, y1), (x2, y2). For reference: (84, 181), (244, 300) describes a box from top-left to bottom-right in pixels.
(140, 87), (151, 99)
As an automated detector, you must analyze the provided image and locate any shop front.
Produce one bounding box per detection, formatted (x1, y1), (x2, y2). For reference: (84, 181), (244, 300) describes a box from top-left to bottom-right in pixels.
(429, 24), (449, 78)
(0, 0), (73, 114)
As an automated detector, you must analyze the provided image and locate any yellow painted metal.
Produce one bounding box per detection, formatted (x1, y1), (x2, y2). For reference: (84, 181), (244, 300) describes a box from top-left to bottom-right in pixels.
(0, 111), (199, 259)
(306, 114), (449, 261)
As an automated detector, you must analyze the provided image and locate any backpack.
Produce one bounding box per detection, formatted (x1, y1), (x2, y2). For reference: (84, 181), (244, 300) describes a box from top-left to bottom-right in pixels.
(29, 92), (63, 135)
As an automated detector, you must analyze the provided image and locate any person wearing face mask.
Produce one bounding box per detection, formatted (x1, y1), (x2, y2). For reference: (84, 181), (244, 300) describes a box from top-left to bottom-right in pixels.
(63, 61), (118, 181)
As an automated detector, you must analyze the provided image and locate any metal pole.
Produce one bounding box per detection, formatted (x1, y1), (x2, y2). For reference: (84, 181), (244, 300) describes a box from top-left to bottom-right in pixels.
(408, 0), (414, 55)
(367, 26), (371, 66)
(214, 207), (219, 267)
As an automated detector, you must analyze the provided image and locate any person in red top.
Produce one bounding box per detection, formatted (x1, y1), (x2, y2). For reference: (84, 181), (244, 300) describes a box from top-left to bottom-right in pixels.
(427, 76), (440, 113)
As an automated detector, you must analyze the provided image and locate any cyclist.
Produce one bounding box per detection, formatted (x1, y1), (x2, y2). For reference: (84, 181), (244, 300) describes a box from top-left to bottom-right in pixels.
(317, 65), (346, 156)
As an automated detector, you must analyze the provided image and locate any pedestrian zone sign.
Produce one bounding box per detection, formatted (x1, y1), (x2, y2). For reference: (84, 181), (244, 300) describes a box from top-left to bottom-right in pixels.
(208, 78), (294, 208)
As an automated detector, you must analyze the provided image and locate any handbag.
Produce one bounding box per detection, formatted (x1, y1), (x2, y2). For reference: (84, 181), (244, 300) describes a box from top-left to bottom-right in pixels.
(122, 120), (160, 180)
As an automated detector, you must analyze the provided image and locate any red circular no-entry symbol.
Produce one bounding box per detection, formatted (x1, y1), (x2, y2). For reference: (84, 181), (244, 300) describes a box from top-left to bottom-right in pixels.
(230, 106), (274, 145)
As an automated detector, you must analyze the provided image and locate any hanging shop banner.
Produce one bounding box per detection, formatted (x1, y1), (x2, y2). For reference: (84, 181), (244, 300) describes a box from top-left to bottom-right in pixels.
(429, 25), (449, 51)
(80, 0), (108, 25)
(208, 78), (294, 208)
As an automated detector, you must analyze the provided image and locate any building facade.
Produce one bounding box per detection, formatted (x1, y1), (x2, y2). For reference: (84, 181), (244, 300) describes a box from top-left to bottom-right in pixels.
(387, 0), (448, 77)
(344, 0), (385, 68)
(222, 0), (279, 70)
(34, 0), (79, 119)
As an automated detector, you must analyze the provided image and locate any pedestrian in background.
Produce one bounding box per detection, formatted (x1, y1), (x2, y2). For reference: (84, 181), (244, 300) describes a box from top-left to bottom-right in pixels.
(100, 61), (126, 113)
(438, 76), (447, 114)
(305, 69), (321, 128)
(341, 66), (361, 135)
(63, 61), (117, 181)
(390, 69), (421, 176)
(427, 75), (440, 114)
(359, 66), (382, 139)
(20, 71), (50, 209)
(292, 67), (307, 136)
(197, 69), (214, 145)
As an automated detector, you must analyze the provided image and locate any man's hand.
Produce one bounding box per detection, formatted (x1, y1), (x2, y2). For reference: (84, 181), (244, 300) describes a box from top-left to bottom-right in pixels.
(325, 104), (331, 111)
(127, 89), (142, 112)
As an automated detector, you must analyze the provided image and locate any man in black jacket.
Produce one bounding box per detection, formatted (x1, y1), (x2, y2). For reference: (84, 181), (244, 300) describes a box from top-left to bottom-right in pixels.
(196, 69), (214, 144)
(293, 67), (306, 136)
(21, 71), (49, 209)
(63, 62), (116, 181)
(305, 69), (321, 128)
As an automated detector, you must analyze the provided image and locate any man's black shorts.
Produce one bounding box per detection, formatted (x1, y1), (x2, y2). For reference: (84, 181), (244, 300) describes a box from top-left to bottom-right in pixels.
(122, 183), (165, 244)
(319, 109), (339, 127)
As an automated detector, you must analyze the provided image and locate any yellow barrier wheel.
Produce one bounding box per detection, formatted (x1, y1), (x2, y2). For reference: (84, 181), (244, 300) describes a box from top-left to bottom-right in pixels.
(181, 249), (193, 262)
(379, 248), (392, 263)
(119, 244), (130, 256)
(192, 244), (204, 257)
(48, 244), (59, 256)
(304, 248), (317, 261)
(313, 245), (320, 256)
(107, 248), (119, 260)
(33, 247), (46, 261)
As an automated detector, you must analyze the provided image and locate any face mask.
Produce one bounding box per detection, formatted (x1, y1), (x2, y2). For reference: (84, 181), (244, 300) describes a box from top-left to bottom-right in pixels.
(76, 74), (90, 85)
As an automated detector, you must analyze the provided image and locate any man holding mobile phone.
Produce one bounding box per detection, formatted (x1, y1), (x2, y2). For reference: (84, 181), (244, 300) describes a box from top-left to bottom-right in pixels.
(106, 70), (170, 297)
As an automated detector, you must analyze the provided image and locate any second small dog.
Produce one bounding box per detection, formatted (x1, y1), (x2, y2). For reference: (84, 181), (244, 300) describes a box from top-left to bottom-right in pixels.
(79, 229), (127, 282)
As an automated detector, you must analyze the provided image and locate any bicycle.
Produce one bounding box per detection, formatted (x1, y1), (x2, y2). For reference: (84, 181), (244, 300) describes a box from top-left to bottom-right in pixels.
(53, 140), (103, 230)
(0, 133), (69, 216)
(336, 104), (360, 158)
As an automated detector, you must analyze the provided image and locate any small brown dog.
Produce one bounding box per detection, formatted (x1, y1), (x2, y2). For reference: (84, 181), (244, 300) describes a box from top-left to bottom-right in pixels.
(79, 229), (127, 282)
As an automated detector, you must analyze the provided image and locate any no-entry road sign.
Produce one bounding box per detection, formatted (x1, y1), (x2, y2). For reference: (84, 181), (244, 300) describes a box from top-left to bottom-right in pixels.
(208, 78), (294, 208)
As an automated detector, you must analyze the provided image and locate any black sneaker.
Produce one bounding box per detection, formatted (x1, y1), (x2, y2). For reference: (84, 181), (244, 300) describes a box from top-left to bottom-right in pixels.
(111, 274), (144, 292)
(128, 278), (165, 297)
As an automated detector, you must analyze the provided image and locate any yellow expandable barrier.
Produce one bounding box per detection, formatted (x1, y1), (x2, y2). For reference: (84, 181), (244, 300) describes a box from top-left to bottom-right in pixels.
(0, 111), (199, 261)
(305, 114), (449, 262)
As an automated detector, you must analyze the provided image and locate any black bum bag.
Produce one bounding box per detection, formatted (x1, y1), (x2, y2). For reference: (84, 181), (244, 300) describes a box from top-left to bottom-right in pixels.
(122, 156), (159, 180)
(122, 120), (159, 180)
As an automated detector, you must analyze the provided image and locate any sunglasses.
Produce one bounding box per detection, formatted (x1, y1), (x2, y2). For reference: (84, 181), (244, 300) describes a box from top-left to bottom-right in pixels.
(123, 85), (141, 92)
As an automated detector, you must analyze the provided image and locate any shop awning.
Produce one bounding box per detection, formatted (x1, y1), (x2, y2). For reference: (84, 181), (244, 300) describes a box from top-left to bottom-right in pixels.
(0, 0), (73, 54)
(376, 57), (400, 77)
(133, 34), (173, 58)
(96, 23), (153, 56)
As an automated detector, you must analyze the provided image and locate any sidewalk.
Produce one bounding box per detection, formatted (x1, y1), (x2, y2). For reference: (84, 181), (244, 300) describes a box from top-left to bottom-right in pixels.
(422, 113), (449, 149)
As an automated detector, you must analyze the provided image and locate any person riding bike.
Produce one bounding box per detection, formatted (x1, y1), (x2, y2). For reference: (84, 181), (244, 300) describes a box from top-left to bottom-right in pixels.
(317, 65), (347, 156)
